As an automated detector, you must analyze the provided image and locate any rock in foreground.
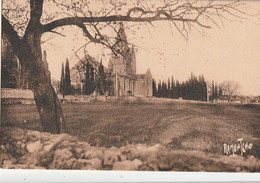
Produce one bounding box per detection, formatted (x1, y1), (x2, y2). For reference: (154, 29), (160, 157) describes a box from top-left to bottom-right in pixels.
(0, 127), (259, 171)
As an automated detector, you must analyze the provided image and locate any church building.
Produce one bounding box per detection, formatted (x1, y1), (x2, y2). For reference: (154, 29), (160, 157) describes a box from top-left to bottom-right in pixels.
(108, 23), (153, 97)
(70, 23), (153, 97)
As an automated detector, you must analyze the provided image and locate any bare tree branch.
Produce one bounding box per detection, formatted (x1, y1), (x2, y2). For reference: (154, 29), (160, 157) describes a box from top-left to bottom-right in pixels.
(76, 23), (100, 43)
(44, 1), (223, 33)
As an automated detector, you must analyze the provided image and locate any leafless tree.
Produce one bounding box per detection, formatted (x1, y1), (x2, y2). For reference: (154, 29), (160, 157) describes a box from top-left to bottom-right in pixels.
(2, 0), (249, 133)
(219, 81), (240, 102)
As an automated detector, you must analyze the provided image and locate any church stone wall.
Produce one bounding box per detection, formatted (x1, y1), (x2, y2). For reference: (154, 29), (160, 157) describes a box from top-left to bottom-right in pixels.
(135, 79), (145, 97)
(134, 72), (153, 97)
(145, 72), (153, 97)
(116, 77), (134, 96)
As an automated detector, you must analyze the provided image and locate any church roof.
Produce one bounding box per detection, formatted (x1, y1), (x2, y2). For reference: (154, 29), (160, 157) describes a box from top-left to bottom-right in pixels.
(71, 54), (99, 69)
(70, 54), (106, 77)
(136, 74), (146, 79)
(113, 23), (129, 54)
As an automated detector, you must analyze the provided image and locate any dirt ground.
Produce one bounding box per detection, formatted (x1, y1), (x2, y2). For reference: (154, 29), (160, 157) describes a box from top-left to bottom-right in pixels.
(1, 101), (260, 157)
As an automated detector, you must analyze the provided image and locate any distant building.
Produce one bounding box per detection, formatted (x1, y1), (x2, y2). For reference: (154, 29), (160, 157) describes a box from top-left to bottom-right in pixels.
(70, 54), (101, 86)
(108, 23), (152, 97)
(70, 23), (153, 97)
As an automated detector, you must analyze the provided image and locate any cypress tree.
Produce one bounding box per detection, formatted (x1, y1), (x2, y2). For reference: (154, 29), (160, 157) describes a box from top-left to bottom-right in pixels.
(64, 58), (72, 95)
(201, 75), (207, 101)
(84, 61), (91, 95)
(60, 62), (65, 95)
(211, 81), (215, 101)
(162, 81), (167, 98)
(84, 61), (95, 95)
(158, 81), (162, 97)
(155, 73), (212, 101)
(152, 79), (157, 97)
(90, 66), (95, 93)
(175, 80), (180, 99)
(179, 81), (184, 98)
(167, 78), (171, 98)
(198, 75), (204, 101)
(43, 50), (51, 79)
(171, 76), (175, 98)
(98, 60), (106, 95)
(214, 84), (218, 100)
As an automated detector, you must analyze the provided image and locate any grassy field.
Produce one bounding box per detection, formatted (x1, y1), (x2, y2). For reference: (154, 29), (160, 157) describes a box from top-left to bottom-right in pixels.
(1, 101), (260, 157)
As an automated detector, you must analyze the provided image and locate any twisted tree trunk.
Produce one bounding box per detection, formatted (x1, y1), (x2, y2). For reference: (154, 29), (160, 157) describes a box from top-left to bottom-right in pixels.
(2, 0), (65, 134)
(17, 30), (65, 134)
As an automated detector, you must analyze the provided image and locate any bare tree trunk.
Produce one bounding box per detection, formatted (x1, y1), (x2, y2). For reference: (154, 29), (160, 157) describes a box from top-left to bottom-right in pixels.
(18, 31), (65, 134)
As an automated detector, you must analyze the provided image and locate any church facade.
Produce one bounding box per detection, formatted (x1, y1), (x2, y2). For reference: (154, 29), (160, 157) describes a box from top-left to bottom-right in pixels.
(107, 23), (152, 97)
(70, 54), (100, 86)
(70, 23), (153, 97)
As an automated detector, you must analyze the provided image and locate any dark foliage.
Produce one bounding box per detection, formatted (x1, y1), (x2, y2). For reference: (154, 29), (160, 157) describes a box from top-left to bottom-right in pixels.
(64, 59), (72, 95)
(153, 73), (209, 101)
(60, 62), (65, 95)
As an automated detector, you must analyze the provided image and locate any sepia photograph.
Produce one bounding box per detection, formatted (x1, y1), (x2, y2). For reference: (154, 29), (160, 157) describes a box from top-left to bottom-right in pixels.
(1, 0), (260, 173)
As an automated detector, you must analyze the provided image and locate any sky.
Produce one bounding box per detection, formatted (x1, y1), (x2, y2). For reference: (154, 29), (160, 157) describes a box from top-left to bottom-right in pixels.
(41, 1), (260, 96)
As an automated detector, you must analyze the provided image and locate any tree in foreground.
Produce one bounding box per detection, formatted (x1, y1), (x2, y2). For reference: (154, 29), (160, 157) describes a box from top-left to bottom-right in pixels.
(2, 0), (248, 133)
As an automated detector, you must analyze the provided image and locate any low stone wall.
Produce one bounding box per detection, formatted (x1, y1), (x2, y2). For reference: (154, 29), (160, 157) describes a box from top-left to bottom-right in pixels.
(1, 88), (35, 104)
(1, 88), (259, 105)
(1, 88), (34, 99)
(138, 97), (200, 104)
(57, 94), (96, 103)
(1, 127), (259, 171)
(1, 89), (109, 104)
(0, 88), (137, 104)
